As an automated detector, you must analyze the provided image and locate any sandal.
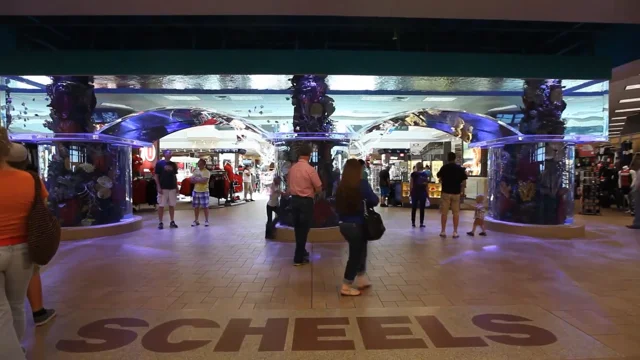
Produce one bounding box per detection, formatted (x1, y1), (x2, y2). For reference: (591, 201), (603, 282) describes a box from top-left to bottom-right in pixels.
(340, 287), (361, 296)
(357, 284), (372, 290)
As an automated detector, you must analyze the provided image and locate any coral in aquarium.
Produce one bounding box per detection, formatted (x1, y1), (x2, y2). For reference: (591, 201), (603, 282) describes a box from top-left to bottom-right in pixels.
(488, 79), (571, 225)
(519, 79), (567, 135)
(290, 75), (335, 133)
(44, 76), (97, 133)
(45, 143), (126, 227)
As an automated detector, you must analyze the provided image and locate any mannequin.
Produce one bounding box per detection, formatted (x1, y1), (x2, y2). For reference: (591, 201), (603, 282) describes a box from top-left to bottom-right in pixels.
(132, 149), (143, 177)
(619, 165), (637, 212)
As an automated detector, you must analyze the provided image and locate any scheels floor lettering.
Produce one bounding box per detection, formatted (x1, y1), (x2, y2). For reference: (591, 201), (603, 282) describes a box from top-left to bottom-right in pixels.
(56, 313), (557, 353)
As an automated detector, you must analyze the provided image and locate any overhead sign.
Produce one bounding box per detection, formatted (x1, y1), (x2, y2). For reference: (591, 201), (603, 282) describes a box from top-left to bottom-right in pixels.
(410, 142), (427, 155)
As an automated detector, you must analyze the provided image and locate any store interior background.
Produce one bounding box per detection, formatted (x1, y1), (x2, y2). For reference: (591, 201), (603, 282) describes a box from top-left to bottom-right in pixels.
(4, 73), (637, 229)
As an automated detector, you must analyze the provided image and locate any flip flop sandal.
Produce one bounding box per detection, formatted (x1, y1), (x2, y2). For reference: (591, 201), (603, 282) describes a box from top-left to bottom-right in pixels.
(340, 288), (361, 296)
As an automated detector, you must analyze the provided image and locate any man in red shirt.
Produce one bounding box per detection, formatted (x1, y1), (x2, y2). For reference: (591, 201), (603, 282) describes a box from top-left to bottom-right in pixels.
(223, 160), (235, 205)
(287, 143), (322, 266)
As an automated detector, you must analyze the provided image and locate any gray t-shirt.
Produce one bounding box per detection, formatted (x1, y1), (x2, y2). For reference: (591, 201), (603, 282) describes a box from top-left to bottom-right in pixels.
(155, 160), (178, 190)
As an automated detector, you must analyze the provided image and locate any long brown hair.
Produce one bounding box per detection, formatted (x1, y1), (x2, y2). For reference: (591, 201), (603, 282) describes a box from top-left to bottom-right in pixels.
(0, 126), (11, 164)
(335, 159), (363, 215)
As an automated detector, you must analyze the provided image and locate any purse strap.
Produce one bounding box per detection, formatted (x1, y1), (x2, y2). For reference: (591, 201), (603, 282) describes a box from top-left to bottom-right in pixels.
(29, 171), (43, 210)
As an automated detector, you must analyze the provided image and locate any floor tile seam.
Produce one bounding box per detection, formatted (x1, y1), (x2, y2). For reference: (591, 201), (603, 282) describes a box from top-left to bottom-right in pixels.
(539, 304), (625, 357)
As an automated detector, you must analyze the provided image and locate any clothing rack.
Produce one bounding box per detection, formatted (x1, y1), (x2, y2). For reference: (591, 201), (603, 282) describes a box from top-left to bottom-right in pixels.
(132, 177), (158, 212)
(209, 170), (228, 206)
(579, 168), (601, 215)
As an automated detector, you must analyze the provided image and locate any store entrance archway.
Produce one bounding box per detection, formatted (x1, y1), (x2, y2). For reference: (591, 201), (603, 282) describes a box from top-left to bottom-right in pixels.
(97, 107), (269, 143)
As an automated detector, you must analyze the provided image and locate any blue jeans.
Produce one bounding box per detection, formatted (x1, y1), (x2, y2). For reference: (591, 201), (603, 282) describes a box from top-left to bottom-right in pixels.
(339, 222), (367, 283)
(632, 189), (640, 228)
(0, 243), (33, 360)
(411, 195), (427, 225)
(291, 196), (314, 262)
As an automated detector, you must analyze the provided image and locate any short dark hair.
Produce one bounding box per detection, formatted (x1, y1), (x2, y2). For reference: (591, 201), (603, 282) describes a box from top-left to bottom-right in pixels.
(447, 152), (456, 162)
(358, 159), (365, 166)
(298, 143), (312, 157)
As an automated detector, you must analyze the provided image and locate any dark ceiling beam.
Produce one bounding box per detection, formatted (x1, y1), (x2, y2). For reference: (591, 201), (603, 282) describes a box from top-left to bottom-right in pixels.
(0, 50), (611, 79)
(9, 23), (599, 34)
(26, 16), (70, 41)
(538, 23), (584, 49)
(20, 34), (58, 51)
(556, 40), (589, 55)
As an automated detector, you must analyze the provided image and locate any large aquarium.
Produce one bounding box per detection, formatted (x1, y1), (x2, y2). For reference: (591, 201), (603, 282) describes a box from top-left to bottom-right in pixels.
(14, 134), (141, 227)
(487, 141), (576, 225)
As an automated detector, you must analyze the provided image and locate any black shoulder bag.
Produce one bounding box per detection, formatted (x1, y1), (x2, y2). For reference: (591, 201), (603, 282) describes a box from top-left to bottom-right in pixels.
(363, 201), (386, 241)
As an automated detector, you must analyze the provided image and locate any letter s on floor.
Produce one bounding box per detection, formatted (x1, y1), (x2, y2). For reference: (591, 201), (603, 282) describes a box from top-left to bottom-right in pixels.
(472, 314), (557, 346)
(56, 318), (150, 353)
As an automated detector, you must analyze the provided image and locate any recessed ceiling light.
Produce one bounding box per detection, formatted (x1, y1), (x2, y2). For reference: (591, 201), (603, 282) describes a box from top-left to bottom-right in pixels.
(611, 117), (627, 120)
(423, 97), (457, 102)
(164, 95), (201, 101)
(625, 84), (640, 90)
(620, 98), (640, 103)
(228, 95), (264, 101)
(615, 108), (640, 113)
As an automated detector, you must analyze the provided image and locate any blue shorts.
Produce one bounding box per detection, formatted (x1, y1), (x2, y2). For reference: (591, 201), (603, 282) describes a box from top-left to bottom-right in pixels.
(380, 186), (390, 197)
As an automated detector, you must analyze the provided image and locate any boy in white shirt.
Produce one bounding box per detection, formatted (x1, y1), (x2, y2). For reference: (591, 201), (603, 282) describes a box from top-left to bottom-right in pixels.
(243, 166), (254, 202)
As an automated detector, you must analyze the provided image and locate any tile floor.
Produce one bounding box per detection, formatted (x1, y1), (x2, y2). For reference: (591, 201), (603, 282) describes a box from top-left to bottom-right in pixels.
(22, 202), (640, 359)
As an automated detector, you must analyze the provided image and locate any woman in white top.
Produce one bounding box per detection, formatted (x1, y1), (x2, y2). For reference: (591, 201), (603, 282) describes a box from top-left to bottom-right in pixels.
(242, 166), (254, 202)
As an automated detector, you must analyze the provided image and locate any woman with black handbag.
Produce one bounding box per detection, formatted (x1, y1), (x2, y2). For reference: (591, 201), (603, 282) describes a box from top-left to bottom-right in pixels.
(0, 128), (53, 359)
(335, 159), (379, 296)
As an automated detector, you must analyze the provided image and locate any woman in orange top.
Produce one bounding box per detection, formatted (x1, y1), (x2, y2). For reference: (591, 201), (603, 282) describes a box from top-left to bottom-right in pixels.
(0, 126), (48, 359)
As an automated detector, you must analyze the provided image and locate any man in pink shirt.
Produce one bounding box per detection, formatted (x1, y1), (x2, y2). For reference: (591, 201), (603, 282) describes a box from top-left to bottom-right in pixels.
(288, 143), (322, 265)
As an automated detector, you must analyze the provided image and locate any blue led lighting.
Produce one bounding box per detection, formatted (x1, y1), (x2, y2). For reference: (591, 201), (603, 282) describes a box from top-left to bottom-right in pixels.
(9, 133), (152, 148)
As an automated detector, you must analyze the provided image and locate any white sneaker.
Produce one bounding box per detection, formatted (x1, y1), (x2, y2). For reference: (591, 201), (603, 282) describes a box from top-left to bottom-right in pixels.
(191, 221), (200, 227)
(204, 221), (209, 227)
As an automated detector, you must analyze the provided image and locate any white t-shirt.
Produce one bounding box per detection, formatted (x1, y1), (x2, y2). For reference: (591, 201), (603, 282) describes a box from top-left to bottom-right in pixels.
(243, 169), (252, 183)
(268, 183), (281, 207)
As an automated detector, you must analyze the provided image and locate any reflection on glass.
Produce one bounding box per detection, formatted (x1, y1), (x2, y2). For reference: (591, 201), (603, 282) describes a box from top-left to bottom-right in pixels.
(38, 142), (133, 227)
(488, 141), (575, 225)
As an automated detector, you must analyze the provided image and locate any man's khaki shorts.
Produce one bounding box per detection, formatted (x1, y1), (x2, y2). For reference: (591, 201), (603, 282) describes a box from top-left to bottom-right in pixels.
(440, 193), (461, 216)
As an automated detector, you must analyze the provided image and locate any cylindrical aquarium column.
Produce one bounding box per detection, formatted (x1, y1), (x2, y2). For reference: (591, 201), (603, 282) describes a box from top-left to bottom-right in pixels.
(276, 75), (340, 228)
(487, 142), (575, 225)
(39, 76), (135, 227)
(487, 79), (576, 226)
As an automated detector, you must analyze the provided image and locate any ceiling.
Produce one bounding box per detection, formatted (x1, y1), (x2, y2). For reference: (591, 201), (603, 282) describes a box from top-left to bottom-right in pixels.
(609, 60), (640, 137)
(1, 16), (624, 56)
